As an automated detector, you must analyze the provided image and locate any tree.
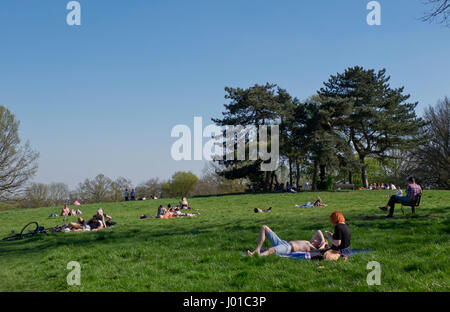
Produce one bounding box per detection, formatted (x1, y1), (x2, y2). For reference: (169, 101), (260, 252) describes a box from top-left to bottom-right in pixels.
(213, 83), (295, 191)
(318, 66), (425, 188)
(136, 178), (162, 198)
(410, 97), (450, 188)
(47, 182), (70, 206)
(77, 174), (113, 203)
(292, 96), (357, 190)
(423, 0), (450, 27)
(110, 177), (133, 201)
(0, 106), (39, 199)
(164, 171), (199, 197)
(24, 183), (49, 208)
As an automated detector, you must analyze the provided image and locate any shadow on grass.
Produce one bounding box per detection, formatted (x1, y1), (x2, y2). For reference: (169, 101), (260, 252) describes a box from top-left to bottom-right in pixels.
(0, 218), (261, 257)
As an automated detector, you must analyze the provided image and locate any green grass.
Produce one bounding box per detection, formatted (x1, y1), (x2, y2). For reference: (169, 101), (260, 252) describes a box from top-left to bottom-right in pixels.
(0, 190), (449, 292)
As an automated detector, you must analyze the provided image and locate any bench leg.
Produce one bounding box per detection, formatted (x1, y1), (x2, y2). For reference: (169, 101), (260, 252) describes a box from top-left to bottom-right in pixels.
(412, 206), (415, 215)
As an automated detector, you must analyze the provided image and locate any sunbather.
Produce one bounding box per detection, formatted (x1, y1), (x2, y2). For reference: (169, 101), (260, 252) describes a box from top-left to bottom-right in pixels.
(86, 208), (111, 231)
(313, 196), (327, 207)
(61, 204), (70, 216)
(254, 207), (272, 213)
(246, 225), (329, 257)
(68, 217), (90, 231)
(180, 197), (190, 209)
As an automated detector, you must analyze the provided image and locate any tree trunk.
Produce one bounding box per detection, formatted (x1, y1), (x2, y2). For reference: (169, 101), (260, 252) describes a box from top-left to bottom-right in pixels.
(263, 171), (272, 192)
(296, 160), (301, 189)
(319, 164), (326, 190)
(312, 160), (318, 191)
(289, 157), (293, 187)
(360, 158), (368, 188)
(348, 171), (353, 184)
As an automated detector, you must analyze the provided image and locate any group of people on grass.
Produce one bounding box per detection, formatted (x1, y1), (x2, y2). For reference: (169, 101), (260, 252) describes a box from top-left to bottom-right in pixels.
(139, 197), (199, 219)
(61, 204), (82, 217)
(46, 177), (422, 263)
(247, 176), (423, 260)
(247, 211), (351, 261)
(367, 183), (398, 191)
(67, 208), (114, 232)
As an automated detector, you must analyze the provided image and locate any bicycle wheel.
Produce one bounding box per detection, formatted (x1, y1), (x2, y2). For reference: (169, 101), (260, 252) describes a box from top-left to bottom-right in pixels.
(19, 222), (39, 239)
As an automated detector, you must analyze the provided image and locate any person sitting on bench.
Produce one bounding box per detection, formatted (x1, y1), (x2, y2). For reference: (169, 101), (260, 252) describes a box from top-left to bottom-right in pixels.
(379, 177), (422, 217)
(246, 226), (329, 257)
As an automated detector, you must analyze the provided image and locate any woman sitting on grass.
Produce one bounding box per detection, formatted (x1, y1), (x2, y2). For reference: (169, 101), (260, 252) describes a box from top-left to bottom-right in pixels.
(323, 211), (351, 260)
(246, 226), (329, 257)
(180, 197), (190, 209)
(86, 208), (112, 231)
(61, 204), (70, 216)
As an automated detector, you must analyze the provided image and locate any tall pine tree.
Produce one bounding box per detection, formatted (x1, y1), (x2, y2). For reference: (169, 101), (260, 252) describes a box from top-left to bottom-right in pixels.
(318, 66), (425, 188)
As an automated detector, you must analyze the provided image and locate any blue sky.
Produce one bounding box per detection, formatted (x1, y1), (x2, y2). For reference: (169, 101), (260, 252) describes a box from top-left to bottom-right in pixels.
(0, 0), (449, 188)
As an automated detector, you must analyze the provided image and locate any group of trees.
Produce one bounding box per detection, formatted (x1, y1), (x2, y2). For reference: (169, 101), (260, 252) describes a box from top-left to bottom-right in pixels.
(11, 168), (246, 208)
(212, 66), (448, 191)
(0, 67), (448, 209)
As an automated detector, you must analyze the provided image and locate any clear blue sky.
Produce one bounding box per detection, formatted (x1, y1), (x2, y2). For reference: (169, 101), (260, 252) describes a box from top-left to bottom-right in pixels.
(0, 0), (449, 188)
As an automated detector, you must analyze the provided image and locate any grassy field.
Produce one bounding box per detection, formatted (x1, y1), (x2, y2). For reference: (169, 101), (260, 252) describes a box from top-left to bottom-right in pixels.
(0, 190), (449, 292)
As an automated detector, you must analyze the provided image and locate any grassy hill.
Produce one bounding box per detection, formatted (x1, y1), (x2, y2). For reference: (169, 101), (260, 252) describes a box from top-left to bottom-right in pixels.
(0, 190), (448, 291)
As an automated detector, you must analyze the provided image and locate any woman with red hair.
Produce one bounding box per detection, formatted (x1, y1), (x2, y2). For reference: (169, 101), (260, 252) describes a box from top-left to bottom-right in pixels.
(323, 211), (351, 260)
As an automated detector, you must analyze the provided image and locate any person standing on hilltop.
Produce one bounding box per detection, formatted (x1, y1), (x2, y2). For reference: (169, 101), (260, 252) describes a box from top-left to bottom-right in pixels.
(124, 189), (129, 201)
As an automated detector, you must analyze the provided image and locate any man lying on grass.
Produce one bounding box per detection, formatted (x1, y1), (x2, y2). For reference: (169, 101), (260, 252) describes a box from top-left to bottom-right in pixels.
(246, 211), (351, 261)
(246, 226), (328, 257)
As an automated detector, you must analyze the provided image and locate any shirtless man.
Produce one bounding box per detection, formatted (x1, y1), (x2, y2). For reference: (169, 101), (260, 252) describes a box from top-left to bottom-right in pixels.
(247, 225), (328, 256)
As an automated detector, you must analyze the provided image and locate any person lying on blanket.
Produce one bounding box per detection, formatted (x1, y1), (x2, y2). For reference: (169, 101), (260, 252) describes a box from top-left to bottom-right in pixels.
(246, 225), (329, 256)
(323, 211), (351, 260)
(68, 217), (90, 231)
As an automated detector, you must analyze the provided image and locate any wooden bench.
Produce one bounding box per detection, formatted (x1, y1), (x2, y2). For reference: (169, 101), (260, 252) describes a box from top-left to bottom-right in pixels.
(334, 184), (355, 190)
(401, 194), (422, 215)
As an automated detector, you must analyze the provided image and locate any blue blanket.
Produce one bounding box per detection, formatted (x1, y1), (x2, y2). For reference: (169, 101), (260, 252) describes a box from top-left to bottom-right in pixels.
(281, 249), (373, 260)
(242, 249), (373, 259)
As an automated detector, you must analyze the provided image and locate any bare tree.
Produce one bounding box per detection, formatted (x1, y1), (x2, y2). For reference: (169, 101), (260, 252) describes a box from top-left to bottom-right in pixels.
(136, 178), (162, 198)
(24, 182), (49, 208)
(423, 0), (450, 27)
(111, 177), (133, 201)
(0, 106), (39, 199)
(48, 182), (70, 206)
(77, 174), (113, 203)
(410, 97), (450, 188)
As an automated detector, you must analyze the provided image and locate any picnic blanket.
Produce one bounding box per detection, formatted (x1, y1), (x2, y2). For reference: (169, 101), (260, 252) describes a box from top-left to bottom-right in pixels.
(241, 249), (373, 260)
(280, 249), (373, 260)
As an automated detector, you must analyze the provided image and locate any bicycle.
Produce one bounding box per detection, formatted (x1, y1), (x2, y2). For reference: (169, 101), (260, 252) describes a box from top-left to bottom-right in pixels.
(2, 221), (42, 241)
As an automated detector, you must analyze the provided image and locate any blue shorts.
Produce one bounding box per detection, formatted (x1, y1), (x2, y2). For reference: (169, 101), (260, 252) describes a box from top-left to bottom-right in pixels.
(267, 230), (292, 255)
